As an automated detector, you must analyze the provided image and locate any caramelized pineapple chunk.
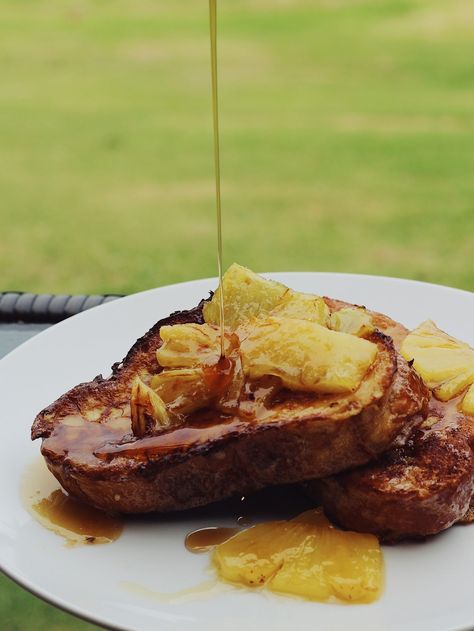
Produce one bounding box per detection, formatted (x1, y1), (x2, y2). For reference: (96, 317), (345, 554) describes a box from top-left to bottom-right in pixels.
(462, 383), (474, 415)
(130, 377), (170, 437)
(314, 524), (381, 603)
(239, 317), (377, 394)
(329, 307), (375, 337)
(203, 263), (289, 329)
(203, 263), (328, 328)
(150, 368), (211, 415)
(213, 521), (290, 587)
(401, 320), (474, 406)
(268, 533), (333, 601)
(157, 323), (227, 368)
(155, 325), (245, 413)
(212, 509), (383, 603)
(213, 518), (321, 588)
(270, 291), (329, 325)
(436, 372), (474, 402)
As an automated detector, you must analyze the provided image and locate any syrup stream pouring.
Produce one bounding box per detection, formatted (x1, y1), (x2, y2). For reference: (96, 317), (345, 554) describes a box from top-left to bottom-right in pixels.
(209, 0), (226, 357)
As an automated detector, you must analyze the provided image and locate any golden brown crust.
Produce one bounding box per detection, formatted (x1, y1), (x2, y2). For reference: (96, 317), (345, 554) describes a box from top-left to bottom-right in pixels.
(31, 300), (428, 514)
(31, 302), (206, 441)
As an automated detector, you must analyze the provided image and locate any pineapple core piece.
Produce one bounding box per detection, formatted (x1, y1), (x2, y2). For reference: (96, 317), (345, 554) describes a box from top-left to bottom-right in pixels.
(130, 377), (171, 437)
(212, 509), (383, 603)
(150, 368), (211, 415)
(401, 320), (474, 413)
(239, 316), (377, 394)
(203, 263), (329, 328)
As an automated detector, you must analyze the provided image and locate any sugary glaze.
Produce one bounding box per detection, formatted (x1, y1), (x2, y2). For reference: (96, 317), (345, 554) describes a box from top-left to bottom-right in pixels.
(32, 490), (122, 545)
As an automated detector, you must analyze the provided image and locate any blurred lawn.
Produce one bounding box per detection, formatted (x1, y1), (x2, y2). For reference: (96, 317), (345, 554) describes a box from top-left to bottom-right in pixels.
(1, 0), (473, 296)
(1, 0), (473, 628)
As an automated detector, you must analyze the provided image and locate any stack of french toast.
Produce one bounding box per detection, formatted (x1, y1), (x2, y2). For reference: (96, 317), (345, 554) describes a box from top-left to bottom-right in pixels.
(32, 264), (474, 542)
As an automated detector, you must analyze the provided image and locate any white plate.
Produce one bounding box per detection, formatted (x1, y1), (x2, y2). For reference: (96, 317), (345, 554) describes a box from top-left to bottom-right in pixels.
(1, 273), (473, 631)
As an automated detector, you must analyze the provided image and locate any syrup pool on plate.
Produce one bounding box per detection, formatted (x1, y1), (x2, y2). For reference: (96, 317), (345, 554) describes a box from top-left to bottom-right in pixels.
(22, 457), (123, 546)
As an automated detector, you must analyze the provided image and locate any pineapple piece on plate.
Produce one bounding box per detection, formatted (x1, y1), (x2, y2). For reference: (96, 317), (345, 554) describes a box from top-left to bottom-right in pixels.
(212, 509), (383, 603)
(269, 511), (382, 603)
(321, 527), (382, 603)
(212, 521), (294, 587)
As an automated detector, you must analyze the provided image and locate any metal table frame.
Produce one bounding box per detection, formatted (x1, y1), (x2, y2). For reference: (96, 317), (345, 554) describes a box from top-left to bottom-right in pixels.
(0, 292), (123, 358)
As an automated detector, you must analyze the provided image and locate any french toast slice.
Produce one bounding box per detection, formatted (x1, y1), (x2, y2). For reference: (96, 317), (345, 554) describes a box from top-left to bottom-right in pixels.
(313, 311), (474, 541)
(316, 397), (474, 541)
(31, 299), (427, 514)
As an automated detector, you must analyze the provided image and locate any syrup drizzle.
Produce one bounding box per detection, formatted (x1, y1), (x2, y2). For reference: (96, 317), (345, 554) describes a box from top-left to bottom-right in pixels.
(185, 526), (240, 553)
(209, 0), (226, 356)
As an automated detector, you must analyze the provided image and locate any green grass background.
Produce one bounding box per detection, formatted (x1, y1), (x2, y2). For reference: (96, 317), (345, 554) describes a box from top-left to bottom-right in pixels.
(1, 0), (473, 628)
